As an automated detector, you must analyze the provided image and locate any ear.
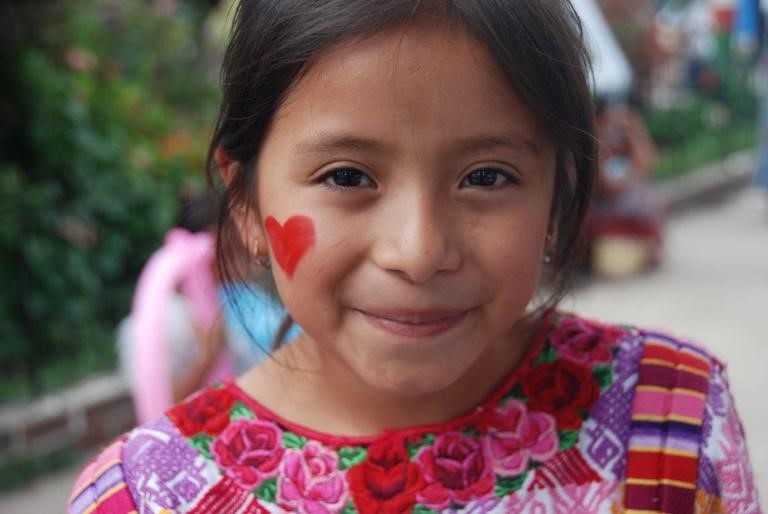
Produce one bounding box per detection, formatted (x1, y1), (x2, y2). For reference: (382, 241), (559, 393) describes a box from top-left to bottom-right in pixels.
(215, 147), (237, 185)
(215, 147), (268, 259)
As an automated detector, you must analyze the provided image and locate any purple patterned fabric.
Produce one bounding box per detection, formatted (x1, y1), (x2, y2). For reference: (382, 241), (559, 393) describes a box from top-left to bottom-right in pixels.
(581, 331), (643, 478)
(122, 417), (221, 512)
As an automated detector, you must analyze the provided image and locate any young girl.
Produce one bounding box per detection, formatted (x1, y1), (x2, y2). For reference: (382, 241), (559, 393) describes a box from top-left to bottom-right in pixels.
(68, 1), (760, 512)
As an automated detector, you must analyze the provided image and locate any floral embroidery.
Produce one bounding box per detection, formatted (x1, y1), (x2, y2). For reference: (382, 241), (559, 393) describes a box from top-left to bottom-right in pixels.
(550, 317), (623, 365)
(482, 400), (558, 477)
(211, 418), (284, 488)
(416, 431), (495, 510)
(521, 359), (600, 430)
(153, 314), (633, 513)
(166, 386), (237, 437)
(278, 441), (349, 514)
(348, 435), (424, 514)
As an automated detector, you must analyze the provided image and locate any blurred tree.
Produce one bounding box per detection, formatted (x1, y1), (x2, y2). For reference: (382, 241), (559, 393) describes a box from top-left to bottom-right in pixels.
(0, 0), (219, 397)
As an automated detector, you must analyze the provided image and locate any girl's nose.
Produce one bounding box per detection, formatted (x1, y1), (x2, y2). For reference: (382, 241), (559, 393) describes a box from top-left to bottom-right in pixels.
(371, 194), (462, 284)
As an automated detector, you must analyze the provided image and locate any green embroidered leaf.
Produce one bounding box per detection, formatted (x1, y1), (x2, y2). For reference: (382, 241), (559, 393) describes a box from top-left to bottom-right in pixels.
(230, 401), (256, 421)
(495, 473), (527, 496)
(341, 501), (358, 514)
(592, 365), (613, 389)
(283, 431), (308, 449)
(413, 505), (439, 514)
(462, 427), (481, 437)
(559, 429), (579, 451)
(532, 345), (558, 365)
(254, 477), (277, 503)
(501, 382), (526, 403)
(338, 446), (367, 470)
(189, 434), (213, 459)
(407, 434), (436, 459)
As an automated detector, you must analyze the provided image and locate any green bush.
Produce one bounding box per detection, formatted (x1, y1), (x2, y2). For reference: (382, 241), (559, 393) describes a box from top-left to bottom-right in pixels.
(0, 0), (219, 398)
(645, 90), (757, 180)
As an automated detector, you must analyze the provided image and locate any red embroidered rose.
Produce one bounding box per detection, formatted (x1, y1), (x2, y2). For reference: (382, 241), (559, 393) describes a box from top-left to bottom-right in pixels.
(551, 317), (623, 365)
(348, 436), (424, 514)
(166, 387), (238, 437)
(416, 432), (494, 510)
(212, 418), (284, 489)
(522, 359), (599, 430)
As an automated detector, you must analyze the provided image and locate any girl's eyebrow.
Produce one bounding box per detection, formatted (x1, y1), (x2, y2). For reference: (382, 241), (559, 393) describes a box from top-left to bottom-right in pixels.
(295, 134), (391, 156)
(450, 133), (543, 157)
(294, 131), (542, 157)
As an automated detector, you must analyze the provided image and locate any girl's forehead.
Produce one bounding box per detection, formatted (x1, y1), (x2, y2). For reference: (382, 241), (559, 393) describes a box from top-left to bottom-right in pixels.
(274, 20), (550, 150)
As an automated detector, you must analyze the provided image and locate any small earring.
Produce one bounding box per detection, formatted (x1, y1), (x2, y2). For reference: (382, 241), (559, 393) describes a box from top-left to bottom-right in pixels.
(253, 240), (271, 271)
(543, 233), (554, 265)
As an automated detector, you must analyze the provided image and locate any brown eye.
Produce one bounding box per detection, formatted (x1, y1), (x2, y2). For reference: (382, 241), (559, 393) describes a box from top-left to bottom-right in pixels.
(460, 168), (515, 188)
(321, 168), (376, 189)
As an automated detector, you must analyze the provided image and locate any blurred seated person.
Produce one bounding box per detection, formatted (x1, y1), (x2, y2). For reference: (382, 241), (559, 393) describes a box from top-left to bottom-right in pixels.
(588, 99), (666, 277)
(117, 192), (299, 422)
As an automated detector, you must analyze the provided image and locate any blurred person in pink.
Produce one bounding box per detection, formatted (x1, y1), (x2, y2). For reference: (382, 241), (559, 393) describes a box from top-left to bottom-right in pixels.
(116, 193), (233, 422)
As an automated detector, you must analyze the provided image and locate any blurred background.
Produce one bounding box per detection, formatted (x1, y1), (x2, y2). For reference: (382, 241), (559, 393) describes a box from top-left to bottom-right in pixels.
(0, 0), (766, 510)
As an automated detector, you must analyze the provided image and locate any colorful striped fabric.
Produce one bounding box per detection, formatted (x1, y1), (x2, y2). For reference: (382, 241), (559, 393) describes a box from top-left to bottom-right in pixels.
(624, 335), (712, 514)
(68, 436), (138, 514)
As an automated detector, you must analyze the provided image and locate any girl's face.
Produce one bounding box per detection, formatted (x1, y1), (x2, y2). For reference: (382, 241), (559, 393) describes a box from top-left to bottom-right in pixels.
(251, 21), (556, 398)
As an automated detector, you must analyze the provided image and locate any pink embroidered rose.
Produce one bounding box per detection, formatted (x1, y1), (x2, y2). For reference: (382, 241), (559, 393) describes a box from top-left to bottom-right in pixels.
(278, 441), (349, 514)
(416, 432), (494, 510)
(551, 316), (623, 365)
(482, 400), (558, 476)
(212, 418), (283, 488)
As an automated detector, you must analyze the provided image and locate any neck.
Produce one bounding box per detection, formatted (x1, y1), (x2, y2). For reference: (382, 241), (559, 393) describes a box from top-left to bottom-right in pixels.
(239, 315), (543, 437)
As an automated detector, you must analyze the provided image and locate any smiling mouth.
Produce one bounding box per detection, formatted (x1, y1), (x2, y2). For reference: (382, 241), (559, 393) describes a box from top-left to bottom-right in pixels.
(356, 309), (470, 339)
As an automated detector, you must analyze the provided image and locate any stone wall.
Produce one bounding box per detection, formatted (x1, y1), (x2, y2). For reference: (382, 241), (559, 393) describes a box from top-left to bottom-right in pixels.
(0, 373), (134, 467)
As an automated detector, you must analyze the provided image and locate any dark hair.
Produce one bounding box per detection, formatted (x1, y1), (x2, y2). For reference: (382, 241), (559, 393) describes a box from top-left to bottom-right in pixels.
(176, 190), (218, 233)
(208, 0), (597, 343)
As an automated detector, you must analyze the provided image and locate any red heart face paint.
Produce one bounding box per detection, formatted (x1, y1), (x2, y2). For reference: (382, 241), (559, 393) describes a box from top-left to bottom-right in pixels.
(264, 215), (316, 278)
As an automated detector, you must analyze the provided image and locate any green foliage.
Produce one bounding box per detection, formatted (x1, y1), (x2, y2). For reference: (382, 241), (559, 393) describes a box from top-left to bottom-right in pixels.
(0, 0), (219, 398)
(646, 95), (757, 180)
(0, 448), (81, 492)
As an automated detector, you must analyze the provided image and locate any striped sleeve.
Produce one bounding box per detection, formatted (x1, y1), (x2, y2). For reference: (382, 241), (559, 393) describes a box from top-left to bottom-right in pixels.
(623, 336), (712, 514)
(68, 436), (138, 514)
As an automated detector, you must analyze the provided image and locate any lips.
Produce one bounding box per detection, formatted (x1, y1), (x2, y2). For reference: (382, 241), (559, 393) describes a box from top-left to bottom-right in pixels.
(356, 308), (470, 338)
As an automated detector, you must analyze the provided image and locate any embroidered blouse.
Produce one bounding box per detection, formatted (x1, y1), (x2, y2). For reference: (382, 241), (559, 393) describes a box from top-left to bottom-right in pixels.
(67, 313), (761, 513)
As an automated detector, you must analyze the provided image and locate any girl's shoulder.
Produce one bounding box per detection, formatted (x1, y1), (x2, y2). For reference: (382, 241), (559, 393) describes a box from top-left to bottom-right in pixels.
(556, 312), (760, 513)
(68, 384), (271, 514)
(67, 435), (139, 514)
(551, 310), (726, 375)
